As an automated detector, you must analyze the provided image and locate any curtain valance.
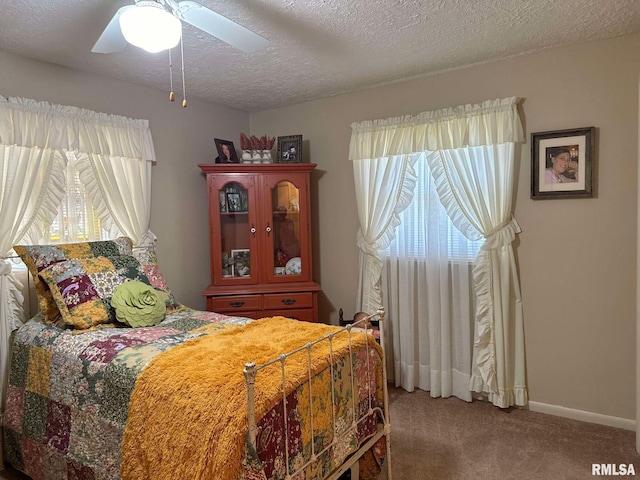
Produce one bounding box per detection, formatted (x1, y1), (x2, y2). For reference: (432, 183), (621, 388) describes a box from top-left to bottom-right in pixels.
(0, 96), (156, 161)
(349, 97), (523, 160)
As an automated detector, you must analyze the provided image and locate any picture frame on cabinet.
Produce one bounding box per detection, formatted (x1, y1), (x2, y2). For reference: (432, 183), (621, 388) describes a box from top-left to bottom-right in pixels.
(221, 252), (233, 277)
(231, 249), (250, 277)
(214, 138), (239, 163)
(219, 191), (228, 213)
(531, 127), (595, 200)
(226, 192), (242, 212)
(276, 135), (303, 163)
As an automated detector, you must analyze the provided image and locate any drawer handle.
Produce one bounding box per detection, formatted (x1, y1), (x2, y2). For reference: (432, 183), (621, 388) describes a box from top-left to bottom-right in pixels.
(281, 299), (296, 306)
(229, 301), (245, 308)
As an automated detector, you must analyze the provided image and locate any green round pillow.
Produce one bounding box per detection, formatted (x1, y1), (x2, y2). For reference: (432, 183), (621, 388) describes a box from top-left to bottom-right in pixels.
(111, 280), (166, 327)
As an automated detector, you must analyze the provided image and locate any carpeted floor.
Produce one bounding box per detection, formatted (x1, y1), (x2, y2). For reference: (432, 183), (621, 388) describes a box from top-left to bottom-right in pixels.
(382, 386), (638, 480)
(2, 385), (638, 479)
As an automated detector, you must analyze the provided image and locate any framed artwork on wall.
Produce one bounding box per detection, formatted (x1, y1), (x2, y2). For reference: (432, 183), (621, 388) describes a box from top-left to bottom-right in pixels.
(276, 135), (303, 163)
(530, 127), (596, 200)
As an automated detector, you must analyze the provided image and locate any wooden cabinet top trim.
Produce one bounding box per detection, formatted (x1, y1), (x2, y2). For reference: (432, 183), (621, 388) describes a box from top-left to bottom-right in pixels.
(198, 163), (317, 174)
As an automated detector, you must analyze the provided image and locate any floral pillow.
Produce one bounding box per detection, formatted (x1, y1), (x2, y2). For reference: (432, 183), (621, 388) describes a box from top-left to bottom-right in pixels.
(14, 237), (134, 324)
(38, 255), (180, 330)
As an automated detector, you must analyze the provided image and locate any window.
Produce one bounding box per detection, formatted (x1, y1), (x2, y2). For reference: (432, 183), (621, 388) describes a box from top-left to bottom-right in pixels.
(48, 153), (108, 243)
(384, 154), (483, 261)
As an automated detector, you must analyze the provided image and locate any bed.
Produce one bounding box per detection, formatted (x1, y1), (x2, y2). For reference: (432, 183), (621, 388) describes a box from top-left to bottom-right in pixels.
(2, 238), (392, 480)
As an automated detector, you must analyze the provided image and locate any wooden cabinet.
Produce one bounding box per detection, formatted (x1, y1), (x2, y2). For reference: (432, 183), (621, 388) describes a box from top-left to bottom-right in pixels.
(198, 163), (321, 321)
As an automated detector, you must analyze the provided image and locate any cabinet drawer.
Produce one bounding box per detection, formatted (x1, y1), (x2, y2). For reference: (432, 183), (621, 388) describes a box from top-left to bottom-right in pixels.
(266, 308), (315, 322)
(234, 311), (261, 320)
(263, 292), (313, 310)
(208, 295), (262, 312)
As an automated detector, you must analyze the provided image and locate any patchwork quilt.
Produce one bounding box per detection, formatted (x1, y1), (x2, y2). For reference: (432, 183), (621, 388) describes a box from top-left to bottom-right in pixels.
(3, 308), (385, 480)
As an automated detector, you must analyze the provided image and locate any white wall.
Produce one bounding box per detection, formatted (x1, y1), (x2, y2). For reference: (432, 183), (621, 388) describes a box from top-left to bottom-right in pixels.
(0, 48), (250, 309)
(250, 34), (640, 421)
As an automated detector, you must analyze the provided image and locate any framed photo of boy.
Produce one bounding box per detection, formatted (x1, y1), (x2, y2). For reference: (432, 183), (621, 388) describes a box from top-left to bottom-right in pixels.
(276, 135), (303, 163)
(530, 127), (596, 200)
(214, 138), (239, 163)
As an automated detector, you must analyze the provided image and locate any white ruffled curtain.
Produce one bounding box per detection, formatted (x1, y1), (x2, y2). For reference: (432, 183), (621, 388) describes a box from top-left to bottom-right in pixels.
(428, 144), (525, 407)
(75, 152), (156, 248)
(353, 153), (417, 314)
(350, 97), (526, 408)
(0, 96), (157, 464)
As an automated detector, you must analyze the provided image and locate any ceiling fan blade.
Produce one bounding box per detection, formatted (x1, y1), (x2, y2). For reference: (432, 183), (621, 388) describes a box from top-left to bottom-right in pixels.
(91, 5), (132, 54)
(175, 1), (270, 54)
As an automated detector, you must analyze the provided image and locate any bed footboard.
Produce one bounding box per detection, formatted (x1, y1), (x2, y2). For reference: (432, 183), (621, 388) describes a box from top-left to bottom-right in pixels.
(244, 308), (392, 480)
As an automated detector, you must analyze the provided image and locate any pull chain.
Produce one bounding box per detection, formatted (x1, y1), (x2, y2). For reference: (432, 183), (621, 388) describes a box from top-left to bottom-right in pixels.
(169, 49), (175, 102)
(180, 31), (187, 108)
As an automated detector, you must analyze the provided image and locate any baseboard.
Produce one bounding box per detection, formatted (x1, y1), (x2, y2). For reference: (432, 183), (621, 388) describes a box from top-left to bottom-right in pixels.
(528, 401), (636, 431)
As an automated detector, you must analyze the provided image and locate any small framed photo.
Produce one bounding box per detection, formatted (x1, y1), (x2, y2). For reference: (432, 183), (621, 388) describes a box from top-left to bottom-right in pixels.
(226, 192), (242, 212)
(214, 138), (239, 164)
(219, 191), (228, 213)
(231, 249), (250, 277)
(531, 127), (596, 200)
(276, 135), (303, 163)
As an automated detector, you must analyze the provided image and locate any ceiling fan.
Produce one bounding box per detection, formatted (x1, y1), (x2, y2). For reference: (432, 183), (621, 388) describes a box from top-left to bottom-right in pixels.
(92, 0), (270, 55)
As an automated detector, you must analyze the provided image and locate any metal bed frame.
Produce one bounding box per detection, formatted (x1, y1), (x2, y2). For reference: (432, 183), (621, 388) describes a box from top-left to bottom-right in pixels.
(243, 308), (392, 480)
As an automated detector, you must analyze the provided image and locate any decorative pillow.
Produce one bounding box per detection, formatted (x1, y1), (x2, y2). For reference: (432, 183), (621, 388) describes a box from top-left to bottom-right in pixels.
(111, 281), (167, 327)
(132, 247), (158, 266)
(38, 255), (180, 330)
(14, 237), (134, 323)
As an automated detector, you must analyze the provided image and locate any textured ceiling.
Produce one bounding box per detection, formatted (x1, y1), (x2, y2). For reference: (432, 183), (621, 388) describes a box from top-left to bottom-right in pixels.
(0, 0), (639, 112)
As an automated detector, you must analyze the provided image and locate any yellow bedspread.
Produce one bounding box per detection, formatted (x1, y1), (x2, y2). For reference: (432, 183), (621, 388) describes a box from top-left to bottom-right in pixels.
(121, 316), (380, 480)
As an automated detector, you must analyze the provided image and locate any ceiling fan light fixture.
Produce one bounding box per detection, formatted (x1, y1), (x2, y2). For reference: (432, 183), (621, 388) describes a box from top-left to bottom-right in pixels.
(119, 2), (182, 54)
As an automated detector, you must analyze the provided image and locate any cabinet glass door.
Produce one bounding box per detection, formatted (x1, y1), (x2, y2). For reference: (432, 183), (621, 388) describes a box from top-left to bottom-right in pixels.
(219, 181), (253, 281)
(272, 181), (302, 277)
